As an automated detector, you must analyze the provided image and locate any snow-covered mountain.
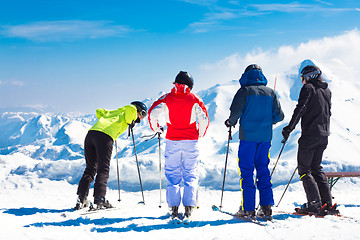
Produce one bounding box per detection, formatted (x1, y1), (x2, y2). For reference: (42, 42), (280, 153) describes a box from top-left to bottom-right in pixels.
(1, 59), (359, 191)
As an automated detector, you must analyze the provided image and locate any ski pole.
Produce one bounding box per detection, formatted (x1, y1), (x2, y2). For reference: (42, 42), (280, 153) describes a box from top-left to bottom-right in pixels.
(256, 141), (286, 209)
(270, 141), (286, 177)
(276, 166), (298, 207)
(219, 126), (232, 210)
(130, 127), (145, 205)
(158, 132), (162, 208)
(115, 140), (121, 202)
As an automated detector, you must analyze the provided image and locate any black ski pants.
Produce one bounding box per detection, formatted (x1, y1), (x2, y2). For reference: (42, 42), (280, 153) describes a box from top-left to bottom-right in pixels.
(77, 130), (113, 199)
(297, 135), (332, 205)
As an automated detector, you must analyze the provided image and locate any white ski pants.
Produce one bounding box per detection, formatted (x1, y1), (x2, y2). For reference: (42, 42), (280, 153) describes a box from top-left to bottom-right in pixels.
(164, 139), (199, 207)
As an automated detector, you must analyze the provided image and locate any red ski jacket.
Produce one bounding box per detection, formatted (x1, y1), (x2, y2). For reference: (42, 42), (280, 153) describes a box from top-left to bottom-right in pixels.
(148, 83), (209, 141)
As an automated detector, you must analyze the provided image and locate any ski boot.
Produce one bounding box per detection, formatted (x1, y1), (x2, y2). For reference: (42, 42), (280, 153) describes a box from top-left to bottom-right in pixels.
(184, 206), (194, 218)
(323, 202), (340, 215)
(93, 196), (113, 209)
(73, 195), (90, 210)
(236, 208), (256, 220)
(256, 205), (273, 220)
(295, 201), (322, 215)
(169, 206), (181, 224)
(183, 206), (194, 224)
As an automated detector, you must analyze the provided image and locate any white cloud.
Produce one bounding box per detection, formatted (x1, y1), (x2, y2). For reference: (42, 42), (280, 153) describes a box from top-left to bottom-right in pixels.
(184, 2), (358, 33)
(0, 80), (25, 86)
(198, 29), (360, 86)
(0, 20), (132, 42)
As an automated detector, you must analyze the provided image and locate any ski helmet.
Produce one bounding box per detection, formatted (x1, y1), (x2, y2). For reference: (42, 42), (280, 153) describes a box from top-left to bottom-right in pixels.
(174, 71), (194, 90)
(244, 64), (262, 73)
(131, 101), (148, 118)
(301, 65), (322, 82)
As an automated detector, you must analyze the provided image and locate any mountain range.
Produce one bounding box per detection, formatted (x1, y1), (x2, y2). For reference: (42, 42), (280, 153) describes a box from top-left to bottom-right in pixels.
(1, 59), (359, 191)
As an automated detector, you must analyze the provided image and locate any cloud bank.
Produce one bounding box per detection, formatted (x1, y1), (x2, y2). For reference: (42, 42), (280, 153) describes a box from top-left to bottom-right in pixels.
(198, 29), (360, 86)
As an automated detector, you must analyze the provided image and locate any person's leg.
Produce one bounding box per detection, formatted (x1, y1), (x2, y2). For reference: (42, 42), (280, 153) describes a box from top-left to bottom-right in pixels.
(238, 140), (256, 211)
(297, 136), (321, 204)
(164, 140), (182, 207)
(93, 131), (113, 199)
(311, 137), (332, 205)
(77, 131), (98, 198)
(182, 140), (199, 207)
(254, 142), (274, 207)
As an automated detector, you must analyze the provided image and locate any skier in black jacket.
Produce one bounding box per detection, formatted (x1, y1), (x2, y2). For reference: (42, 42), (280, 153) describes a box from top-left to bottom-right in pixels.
(282, 64), (339, 215)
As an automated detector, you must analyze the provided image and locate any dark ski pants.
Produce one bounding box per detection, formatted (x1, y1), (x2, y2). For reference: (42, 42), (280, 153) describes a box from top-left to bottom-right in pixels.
(238, 141), (274, 211)
(77, 130), (113, 199)
(297, 135), (332, 205)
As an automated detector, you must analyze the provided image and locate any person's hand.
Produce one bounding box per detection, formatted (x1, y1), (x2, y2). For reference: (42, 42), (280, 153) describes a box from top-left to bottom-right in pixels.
(129, 120), (136, 129)
(224, 119), (232, 128)
(282, 126), (292, 143)
(156, 126), (164, 134)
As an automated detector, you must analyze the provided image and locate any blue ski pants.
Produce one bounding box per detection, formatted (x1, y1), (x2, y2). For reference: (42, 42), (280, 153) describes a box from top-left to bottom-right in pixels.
(164, 140), (199, 207)
(238, 140), (274, 211)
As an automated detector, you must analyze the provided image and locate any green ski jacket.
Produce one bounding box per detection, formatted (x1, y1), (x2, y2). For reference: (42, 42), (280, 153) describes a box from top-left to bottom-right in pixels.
(89, 105), (138, 141)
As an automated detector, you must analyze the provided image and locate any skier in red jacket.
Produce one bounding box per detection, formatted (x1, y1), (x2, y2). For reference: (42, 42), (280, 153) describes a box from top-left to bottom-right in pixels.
(148, 71), (209, 221)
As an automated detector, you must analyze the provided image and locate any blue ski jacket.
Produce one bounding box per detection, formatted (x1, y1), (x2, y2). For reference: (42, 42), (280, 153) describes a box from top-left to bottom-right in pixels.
(228, 69), (284, 142)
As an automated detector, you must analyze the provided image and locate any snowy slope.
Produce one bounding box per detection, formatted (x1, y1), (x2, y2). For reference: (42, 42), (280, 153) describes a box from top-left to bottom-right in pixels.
(1, 59), (360, 239)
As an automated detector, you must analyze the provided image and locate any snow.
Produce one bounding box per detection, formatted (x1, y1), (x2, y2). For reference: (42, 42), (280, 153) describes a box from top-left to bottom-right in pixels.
(1, 59), (360, 239)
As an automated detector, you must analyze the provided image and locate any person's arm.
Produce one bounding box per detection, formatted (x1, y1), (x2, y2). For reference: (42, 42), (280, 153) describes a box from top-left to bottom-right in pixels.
(148, 94), (167, 132)
(272, 92), (284, 124)
(227, 88), (247, 126)
(193, 95), (209, 137)
(282, 84), (314, 140)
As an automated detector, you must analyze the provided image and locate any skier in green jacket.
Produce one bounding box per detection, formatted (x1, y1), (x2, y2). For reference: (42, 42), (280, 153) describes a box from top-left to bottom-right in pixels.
(74, 101), (147, 210)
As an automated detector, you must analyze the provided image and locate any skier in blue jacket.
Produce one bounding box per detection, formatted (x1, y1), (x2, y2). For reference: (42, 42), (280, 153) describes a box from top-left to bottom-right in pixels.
(225, 64), (284, 220)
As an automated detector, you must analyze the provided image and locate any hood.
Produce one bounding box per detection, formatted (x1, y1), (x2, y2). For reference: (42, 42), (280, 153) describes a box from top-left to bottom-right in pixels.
(309, 76), (328, 89)
(171, 83), (191, 95)
(239, 69), (268, 87)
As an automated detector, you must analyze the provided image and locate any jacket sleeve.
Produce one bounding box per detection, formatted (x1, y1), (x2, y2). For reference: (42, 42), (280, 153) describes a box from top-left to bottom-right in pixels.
(95, 108), (108, 119)
(124, 105), (138, 125)
(272, 92), (284, 124)
(228, 88), (247, 126)
(288, 84), (314, 130)
(193, 96), (209, 137)
(148, 94), (167, 132)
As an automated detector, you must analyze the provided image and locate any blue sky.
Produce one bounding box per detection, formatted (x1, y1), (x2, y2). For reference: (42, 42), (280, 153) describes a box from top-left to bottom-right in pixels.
(0, 0), (359, 113)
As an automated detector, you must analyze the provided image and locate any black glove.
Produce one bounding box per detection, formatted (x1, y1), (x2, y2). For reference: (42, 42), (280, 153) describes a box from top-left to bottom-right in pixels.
(224, 119), (232, 128)
(129, 120), (136, 129)
(282, 126), (292, 142)
(135, 117), (140, 123)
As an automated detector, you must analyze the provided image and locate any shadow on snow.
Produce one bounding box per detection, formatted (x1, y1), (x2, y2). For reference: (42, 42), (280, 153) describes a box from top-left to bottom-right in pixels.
(25, 215), (245, 232)
(2, 207), (72, 216)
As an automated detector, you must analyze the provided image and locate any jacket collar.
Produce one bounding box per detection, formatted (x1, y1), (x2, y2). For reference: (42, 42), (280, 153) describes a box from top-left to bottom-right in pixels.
(171, 83), (191, 94)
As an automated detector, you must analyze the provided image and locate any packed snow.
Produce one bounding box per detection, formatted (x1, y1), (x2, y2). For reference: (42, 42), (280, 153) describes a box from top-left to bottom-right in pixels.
(1, 59), (360, 239)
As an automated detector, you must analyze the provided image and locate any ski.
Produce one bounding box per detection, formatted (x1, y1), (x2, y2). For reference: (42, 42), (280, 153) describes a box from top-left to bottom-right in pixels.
(182, 216), (191, 225)
(212, 205), (266, 226)
(79, 206), (118, 216)
(274, 210), (357, 221)
(169, 216), (182, 224)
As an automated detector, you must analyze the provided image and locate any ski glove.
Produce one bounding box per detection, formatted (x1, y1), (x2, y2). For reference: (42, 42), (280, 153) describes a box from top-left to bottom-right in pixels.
(129, 120), (136, 129)
(224, 119), (233, 128)
(156, 126), (164, 134)
(282, 126), (292, 142)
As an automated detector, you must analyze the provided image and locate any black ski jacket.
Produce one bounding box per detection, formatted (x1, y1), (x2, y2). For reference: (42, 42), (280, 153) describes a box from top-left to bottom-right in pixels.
(288, 77), (331, 137)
